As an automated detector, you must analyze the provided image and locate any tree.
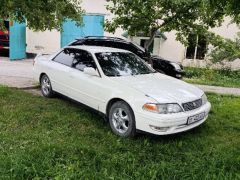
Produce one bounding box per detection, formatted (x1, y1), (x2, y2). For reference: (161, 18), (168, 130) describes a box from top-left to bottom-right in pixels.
(208, 32), (240, 63)
(210, 0), (240, 24)
(0, 0), (84, 31)
(105, 0), (225, 52)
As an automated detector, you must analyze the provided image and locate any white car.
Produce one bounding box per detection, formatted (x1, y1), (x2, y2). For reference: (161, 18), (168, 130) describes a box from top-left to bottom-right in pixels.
(33, 46), (211, 137)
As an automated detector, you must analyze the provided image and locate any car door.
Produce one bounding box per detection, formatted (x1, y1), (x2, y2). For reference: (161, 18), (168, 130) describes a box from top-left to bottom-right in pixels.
(67, 49), (105, 110)
(49, 49), (75, 96)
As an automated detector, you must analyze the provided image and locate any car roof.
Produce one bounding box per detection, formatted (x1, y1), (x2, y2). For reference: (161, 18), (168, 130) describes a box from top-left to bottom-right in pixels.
(65, 45), (131, 53)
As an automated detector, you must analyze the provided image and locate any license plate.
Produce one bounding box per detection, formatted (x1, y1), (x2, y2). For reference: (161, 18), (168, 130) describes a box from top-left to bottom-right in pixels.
(187, 112), (205, 125)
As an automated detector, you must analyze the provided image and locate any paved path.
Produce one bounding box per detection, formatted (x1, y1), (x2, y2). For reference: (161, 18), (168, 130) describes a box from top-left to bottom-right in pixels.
(195, 84), (240, 96)
(0, 57), (37, 88)
(0, 56), (240, 96)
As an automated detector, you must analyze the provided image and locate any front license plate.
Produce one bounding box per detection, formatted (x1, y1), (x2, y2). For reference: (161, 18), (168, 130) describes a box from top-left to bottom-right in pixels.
(187, 112), (205, 125)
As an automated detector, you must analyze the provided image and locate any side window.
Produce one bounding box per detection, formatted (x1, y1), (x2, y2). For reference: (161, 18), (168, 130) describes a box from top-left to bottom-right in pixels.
(71, 50), (96, 71)
(53, 49), (74, 67)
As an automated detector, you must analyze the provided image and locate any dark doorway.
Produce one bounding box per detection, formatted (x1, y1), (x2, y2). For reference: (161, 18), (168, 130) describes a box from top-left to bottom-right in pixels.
(186, 33), (207, 60)
(0, 20), (10, 57)
(140, 39), (154, 53)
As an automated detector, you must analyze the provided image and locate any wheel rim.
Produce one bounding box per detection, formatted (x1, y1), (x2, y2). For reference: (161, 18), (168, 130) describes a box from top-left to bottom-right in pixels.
(41, 76), (51, 95)
(112, 108), (129, 134)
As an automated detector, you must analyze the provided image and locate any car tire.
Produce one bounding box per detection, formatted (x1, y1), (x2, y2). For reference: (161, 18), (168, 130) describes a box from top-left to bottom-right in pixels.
(109, 101), (136, 137)
(40, 74), (54, 98)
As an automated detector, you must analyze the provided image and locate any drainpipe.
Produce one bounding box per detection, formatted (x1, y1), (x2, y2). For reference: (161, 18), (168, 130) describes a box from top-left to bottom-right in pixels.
(193, 35), (199, 67)
(158, 38), (161, 56)
(194, 35), (198, 60)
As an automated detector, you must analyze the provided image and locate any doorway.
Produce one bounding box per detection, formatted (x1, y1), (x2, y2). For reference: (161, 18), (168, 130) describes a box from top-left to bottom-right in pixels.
(9, 21), (26, 60)
(0, 20), (10, 57)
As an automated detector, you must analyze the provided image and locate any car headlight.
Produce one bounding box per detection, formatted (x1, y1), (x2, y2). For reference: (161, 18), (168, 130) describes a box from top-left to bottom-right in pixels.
(202, 94), (208, 105)
(143, 103), (183, 114)
(170, 62), (182, 70)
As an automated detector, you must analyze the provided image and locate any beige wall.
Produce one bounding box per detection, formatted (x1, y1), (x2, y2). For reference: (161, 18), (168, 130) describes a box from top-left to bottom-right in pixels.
(26, 0), (124, 54)
(157, 17), (240, 63)
(26, 29), (61, 54)
(26, 0), (240, 62)
(158, 31), (186, 62)
(131, 37), (161, 55)
(210, 17), (239, 40)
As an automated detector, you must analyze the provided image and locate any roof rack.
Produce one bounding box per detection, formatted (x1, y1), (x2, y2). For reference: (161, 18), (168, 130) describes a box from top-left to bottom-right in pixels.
(75, 36), (125, 41)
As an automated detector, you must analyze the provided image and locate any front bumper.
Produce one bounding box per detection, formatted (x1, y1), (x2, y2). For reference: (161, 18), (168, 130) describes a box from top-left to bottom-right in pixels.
(135, 102), (211, 135)
(174, 69), (184, 79)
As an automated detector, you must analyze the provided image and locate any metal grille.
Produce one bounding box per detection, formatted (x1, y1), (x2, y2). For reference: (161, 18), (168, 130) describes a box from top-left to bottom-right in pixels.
(182, 99), (202, 111)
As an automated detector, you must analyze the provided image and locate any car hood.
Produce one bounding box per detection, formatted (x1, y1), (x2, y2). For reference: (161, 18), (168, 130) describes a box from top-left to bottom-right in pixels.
(110, 73), (203, 103)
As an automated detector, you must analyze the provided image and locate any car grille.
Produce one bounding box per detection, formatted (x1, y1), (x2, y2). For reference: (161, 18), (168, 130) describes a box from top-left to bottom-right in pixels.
(182, 99), (202, 111)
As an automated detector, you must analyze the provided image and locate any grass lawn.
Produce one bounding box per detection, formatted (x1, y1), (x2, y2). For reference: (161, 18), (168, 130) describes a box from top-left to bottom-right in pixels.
(0, 86), (239, 179)
(184, 67), (240, 88)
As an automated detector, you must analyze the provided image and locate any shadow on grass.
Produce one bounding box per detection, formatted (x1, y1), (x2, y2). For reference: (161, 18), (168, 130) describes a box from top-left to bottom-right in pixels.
(50, 92), (206, 142)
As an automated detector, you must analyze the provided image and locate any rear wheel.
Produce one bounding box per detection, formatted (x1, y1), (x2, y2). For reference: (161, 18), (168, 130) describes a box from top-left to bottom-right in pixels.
(109, 101), (136, 137)
(40, 74), (54, 98)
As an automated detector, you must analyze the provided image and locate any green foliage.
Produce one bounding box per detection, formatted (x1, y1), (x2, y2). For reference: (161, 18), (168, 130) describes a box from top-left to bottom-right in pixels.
(210, 0), (240, 24)
(0, 86), (240, 179)
(105, 0), (225, 47)
(208, 32), (240, 63)
(184, 67), (240, 87)
(0, 0), (84, 31)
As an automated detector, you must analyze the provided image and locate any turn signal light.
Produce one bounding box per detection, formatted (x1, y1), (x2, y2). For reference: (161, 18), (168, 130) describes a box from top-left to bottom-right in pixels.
(143, 103), (158, 113)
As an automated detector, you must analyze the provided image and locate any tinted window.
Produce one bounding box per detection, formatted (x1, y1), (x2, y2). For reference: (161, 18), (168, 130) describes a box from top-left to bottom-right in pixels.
(53, 49), (74, 66)
(72, 50), (96, 71)
(53, 49), (96, 71)
(95, 52), (154, 77)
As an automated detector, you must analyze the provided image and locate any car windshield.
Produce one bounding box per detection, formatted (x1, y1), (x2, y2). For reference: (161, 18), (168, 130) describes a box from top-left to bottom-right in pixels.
(95, 52), (155, 77)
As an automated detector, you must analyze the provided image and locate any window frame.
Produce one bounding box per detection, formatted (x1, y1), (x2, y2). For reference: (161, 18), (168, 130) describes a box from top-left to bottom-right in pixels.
(71, 49), (97, 72)
(52, 48), (102, 77)
(52, 49), (73, 67)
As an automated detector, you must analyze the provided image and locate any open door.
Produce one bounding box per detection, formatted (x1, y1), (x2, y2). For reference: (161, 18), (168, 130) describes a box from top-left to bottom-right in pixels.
(10, 21), (26, 60)
(61, 15), (104, 47)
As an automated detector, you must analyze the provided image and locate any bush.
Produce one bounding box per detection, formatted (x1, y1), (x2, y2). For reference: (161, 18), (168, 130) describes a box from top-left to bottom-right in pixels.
(184, 67), (240, 87)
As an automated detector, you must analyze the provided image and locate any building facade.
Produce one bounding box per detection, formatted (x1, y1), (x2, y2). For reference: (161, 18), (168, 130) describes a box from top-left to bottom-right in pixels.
(6, 0), (240, 68)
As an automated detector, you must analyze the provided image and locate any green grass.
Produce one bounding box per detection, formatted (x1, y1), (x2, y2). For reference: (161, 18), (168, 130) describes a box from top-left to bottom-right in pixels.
(184, 67), (240, 88)
(0, 86), (239, 179)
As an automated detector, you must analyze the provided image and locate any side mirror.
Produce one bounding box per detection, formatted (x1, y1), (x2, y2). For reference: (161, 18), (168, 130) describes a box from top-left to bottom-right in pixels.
(83, 67), (99, 76)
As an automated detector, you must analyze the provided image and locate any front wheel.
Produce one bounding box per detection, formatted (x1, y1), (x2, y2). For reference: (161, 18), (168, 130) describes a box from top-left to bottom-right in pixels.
(40, 74), (54, 98)
(109, 101), (136, 137)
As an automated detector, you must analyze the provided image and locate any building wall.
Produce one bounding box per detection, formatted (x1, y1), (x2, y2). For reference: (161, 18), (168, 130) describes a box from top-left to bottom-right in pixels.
(156, 17), (240, 63)
(26, 29), (60, 54)
(26, 0), (240, 63)
(158, 31), (186, 62)
(131, 37), (161, 55)
(210, 17), (239, 40)
(26, 0), (124, 54)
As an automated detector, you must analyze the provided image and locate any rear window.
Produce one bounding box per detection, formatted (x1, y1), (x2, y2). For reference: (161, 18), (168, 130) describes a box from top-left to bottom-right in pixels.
(53, 49), (74, 67)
